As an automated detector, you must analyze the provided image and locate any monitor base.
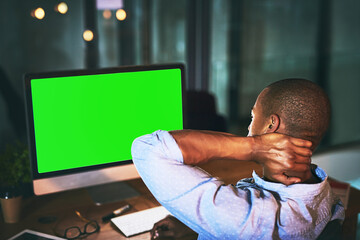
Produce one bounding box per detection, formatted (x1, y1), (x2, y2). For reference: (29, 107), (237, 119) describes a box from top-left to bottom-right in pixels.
(86, 181), (140, 205)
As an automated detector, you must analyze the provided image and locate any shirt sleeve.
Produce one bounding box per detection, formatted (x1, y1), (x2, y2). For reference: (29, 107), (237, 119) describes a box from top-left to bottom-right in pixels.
(131, 130), (267, 239)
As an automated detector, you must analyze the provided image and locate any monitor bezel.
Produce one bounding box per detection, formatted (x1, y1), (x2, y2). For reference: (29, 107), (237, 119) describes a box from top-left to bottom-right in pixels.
(24, 63), (186, 180)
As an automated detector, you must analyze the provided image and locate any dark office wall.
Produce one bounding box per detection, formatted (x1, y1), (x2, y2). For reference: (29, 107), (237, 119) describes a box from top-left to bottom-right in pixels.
(236, 1), (319, 118)
(329, 0), (360, 145)
(0, 0), (359, 151)
(207, 0), (360, 147)
(0, 0), (84, 148)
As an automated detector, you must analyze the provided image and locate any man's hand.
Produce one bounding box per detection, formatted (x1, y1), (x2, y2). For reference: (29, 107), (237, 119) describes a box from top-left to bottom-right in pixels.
(251, 133), (313, 185)
(151, 215), (197, 240)
(170, 130), (313, 185)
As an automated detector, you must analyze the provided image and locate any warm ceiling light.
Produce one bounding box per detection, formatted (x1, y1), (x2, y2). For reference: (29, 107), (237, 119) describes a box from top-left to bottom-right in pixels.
(103, 9), (112, 19)
(116, 9), (126, 21)
(32, 7), (45, 20)
(56, 2), (68, 14)
(83, 30), (94, 42)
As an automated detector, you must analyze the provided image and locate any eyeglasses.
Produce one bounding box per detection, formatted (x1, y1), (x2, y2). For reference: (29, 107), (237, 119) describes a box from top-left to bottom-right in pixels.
(63, 220), (100, 239)
(58, 210), (100, 240)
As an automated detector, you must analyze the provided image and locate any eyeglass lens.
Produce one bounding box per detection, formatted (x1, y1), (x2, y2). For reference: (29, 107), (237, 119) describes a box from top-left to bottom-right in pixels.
(85, 221), (99, 233)
(64, 226), (81, 239)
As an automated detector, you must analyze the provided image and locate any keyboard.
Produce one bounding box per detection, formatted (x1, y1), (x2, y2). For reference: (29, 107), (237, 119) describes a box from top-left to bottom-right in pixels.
(111, 206), (171, 237)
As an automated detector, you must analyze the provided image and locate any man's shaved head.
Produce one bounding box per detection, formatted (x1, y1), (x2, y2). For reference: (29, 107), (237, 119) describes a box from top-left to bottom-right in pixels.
(260, 78), (331, 146)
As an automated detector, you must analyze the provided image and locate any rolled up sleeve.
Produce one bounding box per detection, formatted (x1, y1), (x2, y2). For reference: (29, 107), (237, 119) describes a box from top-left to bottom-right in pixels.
(131, 130), (265, 239)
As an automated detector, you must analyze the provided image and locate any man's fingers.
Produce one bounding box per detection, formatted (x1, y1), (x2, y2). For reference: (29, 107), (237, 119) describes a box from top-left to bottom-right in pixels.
(285, 176), (302, 185)
(289, 137), (312, 148)
(276, 174), (301, 186)
(295, 156), (311, 164)
(292, 146), (312, 158)
(291, 162), (310, 172)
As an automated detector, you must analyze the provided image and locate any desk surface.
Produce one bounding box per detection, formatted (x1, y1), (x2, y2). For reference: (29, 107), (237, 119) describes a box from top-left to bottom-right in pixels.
(1, 179), (160, 240)
(1, 160), (359, 240)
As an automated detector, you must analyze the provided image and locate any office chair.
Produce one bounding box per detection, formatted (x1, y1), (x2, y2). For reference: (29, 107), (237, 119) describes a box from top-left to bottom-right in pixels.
(185, 90), (227, 132)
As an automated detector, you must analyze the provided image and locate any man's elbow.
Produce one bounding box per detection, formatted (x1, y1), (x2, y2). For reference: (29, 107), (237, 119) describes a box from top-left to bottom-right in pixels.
(131, 136), (146, 161)
(131, 133), (158, 161)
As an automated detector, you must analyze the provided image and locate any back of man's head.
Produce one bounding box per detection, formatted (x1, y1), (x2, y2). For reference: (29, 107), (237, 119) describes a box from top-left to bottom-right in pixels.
(261, 78), (331, 147)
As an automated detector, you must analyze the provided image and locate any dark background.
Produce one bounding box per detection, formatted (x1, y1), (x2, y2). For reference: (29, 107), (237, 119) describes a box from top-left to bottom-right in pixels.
(0, 0), (359, 153)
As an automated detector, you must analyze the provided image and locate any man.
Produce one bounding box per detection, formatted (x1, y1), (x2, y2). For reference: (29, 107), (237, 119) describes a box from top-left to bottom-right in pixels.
(131, 79), (344, 239)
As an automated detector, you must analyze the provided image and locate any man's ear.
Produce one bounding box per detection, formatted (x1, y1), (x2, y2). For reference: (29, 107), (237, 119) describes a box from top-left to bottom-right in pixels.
(266, 114), (280, 133)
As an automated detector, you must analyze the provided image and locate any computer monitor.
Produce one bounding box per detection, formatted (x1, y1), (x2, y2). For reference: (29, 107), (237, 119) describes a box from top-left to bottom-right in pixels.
(24, 64), (185, 204)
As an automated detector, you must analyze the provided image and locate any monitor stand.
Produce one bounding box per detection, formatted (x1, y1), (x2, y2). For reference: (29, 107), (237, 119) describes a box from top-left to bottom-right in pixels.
(86, 181), (140, 205)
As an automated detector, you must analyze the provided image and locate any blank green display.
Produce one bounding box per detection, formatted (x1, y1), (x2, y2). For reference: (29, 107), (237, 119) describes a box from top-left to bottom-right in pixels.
(31, 69), (183, 173)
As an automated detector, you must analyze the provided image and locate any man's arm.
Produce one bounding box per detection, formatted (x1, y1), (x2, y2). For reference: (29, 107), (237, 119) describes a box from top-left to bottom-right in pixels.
(170, 130), (312, 185)
(131, 130), (313, 238)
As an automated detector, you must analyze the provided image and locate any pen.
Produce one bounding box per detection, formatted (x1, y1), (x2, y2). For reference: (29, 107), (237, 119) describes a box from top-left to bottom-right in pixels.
(102, 204), (131, 222)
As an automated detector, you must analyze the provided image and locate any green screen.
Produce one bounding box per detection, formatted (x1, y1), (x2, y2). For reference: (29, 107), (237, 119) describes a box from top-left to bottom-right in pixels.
(31, 69), (183, 173)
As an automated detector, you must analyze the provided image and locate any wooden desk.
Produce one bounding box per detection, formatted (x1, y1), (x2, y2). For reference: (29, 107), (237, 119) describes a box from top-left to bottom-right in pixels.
(0, 179), (160, 240)
(1, 161), (359, 240)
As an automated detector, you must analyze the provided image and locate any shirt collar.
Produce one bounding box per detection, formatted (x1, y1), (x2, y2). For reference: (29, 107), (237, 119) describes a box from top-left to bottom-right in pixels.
(252, 165), (329, 197)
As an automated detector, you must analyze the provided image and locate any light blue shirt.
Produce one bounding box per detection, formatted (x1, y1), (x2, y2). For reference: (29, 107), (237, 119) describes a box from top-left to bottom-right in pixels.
(131, 130), (344, 240)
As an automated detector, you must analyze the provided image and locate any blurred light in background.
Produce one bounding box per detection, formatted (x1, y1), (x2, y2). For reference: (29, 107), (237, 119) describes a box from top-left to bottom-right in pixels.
(31, 7), (45, 20)
(56, 2), (68, 14)
(116, 9), (126, 21)
(83, 30), (94, 41)
(103, 9), (112, 19)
